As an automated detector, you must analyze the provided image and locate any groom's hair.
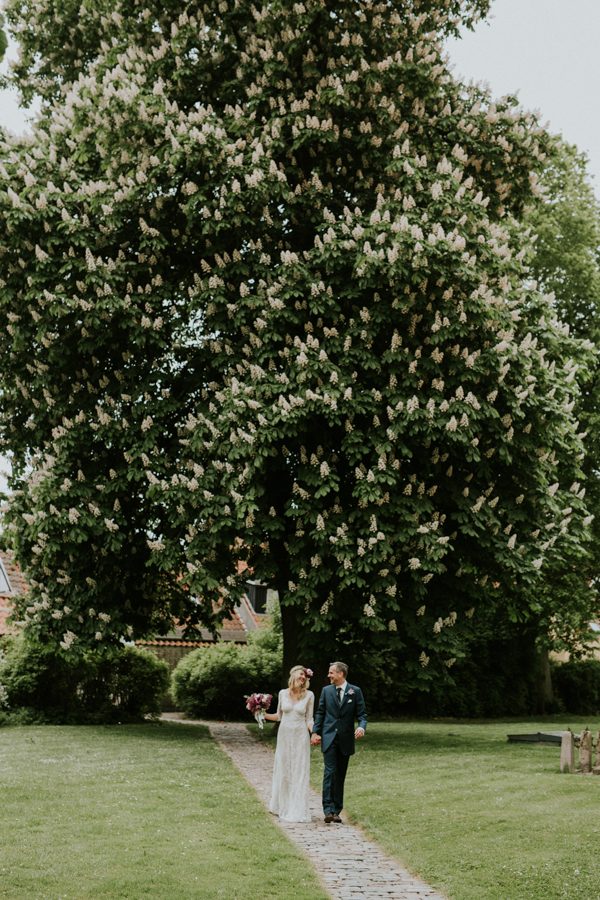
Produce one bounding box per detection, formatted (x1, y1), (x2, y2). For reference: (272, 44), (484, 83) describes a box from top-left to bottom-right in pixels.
(330, 661), (348, 677)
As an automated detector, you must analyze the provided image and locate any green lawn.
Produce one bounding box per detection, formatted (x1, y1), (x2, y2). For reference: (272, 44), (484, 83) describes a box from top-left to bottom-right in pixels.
(307, 718), (600, 900)
(4, 719), (600, 900)
(0, 723), (328, 900)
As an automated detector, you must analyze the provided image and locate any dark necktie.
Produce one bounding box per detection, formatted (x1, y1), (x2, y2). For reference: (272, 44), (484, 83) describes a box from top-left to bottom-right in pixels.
(336, 687), (343, 705)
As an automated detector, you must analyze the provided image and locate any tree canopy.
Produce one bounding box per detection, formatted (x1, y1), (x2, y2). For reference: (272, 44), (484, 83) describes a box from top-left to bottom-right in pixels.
(0, 0), (594, 681)
(524, 140), (600, 653)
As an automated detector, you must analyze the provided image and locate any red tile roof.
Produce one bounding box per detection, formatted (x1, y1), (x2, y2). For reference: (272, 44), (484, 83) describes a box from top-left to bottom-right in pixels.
(0, 549), (263, 643)
(137, 639), (215, 648)
(0, 549), (28, 635)
(144, 604), (249, 644)
(0, 549), (28, 596)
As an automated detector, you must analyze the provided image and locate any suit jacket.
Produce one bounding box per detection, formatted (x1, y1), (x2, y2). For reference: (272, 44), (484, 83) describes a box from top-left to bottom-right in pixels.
(313, 683), (367, 755)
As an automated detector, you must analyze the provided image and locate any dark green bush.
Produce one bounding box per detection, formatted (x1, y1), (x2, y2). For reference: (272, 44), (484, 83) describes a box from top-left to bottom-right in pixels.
(0, 636), (73, 717)
(401, 633), (545, 718)
(0, 706), (46, 726)
(172, 625), (282, 719)
(346, 627), (546, 718)
(86, 646), (171, 720)
(551, 659), (600, 715)
(0, 635), (170, 723)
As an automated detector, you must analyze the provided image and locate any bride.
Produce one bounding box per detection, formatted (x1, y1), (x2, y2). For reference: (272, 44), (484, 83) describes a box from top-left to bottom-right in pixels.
(265, 665), (314, 823)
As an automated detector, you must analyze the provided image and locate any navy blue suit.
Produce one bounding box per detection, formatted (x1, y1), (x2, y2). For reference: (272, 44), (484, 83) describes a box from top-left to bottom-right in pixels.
(313, 682), (367, 815)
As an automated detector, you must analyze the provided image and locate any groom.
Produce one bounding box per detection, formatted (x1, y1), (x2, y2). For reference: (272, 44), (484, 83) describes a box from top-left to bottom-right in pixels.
(311, 661), (367, 823)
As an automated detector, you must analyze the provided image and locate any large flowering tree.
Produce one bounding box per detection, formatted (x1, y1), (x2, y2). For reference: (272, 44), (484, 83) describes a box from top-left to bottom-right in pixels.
(0, 0), (595, 683)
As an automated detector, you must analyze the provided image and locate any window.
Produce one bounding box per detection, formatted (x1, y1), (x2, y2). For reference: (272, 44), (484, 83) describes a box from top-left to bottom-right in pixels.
(0, 558), (12, 594)
(246, 582), (267, 614)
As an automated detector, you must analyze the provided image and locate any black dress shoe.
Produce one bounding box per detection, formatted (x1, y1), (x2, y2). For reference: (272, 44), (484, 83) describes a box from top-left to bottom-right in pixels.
(324, 813), (335, 823)
(332, 813), (342, 823)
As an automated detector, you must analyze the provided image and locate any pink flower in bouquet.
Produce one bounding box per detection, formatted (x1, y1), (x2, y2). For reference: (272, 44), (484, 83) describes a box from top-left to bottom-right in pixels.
(244, 692), (272, 729)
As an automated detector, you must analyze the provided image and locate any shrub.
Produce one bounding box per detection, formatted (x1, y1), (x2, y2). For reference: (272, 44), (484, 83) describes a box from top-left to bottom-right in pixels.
(172, 626), (282, 719)
(0, 635), (170, 723)
(552, 659), (600, 715)
(86, 646), (171, 721)
(0, 706), (46, 727)
(0, 635), (72, 717)
(172, 602), (283, 719)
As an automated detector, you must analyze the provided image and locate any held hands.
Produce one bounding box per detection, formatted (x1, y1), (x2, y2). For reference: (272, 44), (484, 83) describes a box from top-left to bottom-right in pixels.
(310, 731), (363, 743)
(310, 728), (365, 747)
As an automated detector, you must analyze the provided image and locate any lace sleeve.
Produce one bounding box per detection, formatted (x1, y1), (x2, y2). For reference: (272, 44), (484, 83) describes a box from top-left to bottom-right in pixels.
(276, 689), (284, 721)
(305, 691), (314, 731)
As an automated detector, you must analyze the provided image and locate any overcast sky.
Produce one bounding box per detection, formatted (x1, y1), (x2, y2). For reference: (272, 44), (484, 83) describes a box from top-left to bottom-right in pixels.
(446, 0), (600, 191)
(0, 0), (598, 493)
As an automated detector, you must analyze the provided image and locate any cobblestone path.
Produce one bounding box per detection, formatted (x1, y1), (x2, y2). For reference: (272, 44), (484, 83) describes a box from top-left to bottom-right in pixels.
(162, 714), (447, 900)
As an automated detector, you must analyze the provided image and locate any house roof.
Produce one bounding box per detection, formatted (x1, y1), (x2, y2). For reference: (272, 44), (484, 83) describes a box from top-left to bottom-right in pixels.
(0, 549), (27, 596)
(0, 549), (28, 635)
(0, 550), (264, 643)
(139, 605), (250, 646)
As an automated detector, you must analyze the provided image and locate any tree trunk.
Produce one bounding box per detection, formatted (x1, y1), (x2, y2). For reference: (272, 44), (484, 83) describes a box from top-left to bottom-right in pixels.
(277, 587), (331, 697)
(279, 597), (300, 684)
(535, 647), (554, 714)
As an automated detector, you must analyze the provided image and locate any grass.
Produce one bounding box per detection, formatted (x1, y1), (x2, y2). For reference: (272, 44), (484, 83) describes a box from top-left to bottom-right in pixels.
(4, 717), (600, 899)
(306, 717), (600, 900)
(0, 723), (329, 900)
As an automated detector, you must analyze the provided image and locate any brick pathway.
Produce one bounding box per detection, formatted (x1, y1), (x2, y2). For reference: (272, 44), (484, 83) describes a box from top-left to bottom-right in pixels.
(161, 713), (446, 899)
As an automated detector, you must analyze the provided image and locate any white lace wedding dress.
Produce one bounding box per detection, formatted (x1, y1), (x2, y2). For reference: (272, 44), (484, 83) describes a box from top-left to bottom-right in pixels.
(269, 688), (314, 823)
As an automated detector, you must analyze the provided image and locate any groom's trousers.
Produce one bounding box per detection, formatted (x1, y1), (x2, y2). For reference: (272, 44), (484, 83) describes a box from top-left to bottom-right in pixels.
(322, 738), (350, 814)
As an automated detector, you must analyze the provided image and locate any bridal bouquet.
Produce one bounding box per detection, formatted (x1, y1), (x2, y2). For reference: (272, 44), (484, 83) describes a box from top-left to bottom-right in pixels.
(244, 692), (272, 729)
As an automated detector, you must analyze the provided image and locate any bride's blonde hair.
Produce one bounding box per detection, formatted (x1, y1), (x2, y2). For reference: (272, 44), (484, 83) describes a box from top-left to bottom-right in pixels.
(288, 665), (310, 695)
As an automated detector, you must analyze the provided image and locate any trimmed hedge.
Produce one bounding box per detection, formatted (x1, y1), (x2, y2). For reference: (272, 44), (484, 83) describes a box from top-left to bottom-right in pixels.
(172, 628), (282, 719)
